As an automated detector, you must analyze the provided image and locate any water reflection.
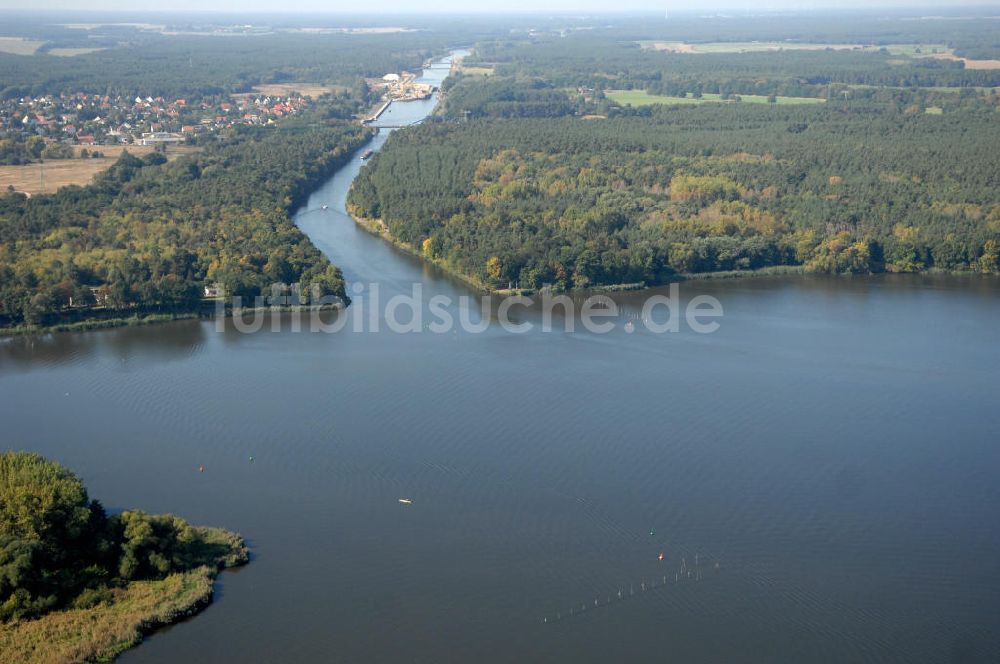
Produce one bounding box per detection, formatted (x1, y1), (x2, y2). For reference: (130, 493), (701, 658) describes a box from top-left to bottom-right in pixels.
(0, 319), (207, 373)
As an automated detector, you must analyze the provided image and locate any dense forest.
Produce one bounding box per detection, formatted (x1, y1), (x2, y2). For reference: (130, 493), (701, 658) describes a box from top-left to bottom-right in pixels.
(0, 121), (368, 327)
(4, 10), (1000, 315)
(583, 10), (1000, 58)
(462, 36), (1000, 101)
(350, 102), (1000, 290)
(0, 22), (474, 329)
(440, 20), (1000, 124)
(0, 28), (458, 100)
(347, 13), (1000, 290)
(2, 10), (998, 103)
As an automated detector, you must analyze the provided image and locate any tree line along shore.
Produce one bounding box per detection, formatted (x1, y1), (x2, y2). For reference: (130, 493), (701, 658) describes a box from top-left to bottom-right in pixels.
(4, 14), (1000, 333)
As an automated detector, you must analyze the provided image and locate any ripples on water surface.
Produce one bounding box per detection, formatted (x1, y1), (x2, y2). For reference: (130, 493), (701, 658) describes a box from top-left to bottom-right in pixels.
(3, 276), (998, 663)
(1, 51), (999, 663)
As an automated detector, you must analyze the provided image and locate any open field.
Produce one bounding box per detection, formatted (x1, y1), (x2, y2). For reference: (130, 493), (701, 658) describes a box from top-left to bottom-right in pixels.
(926, 85), (1000, 93)
(690, 41), (861, 53)
(880, 43), (951, 57)
(641, 41), (863, 53)
(0, 145), (200, 196)
(846, 84), (1000, 93)
(606, 90), (826, 107)
(0, 37), (46, 55)
(250, 82), (345, 98)
(60, 22), (164, 30)
(456, 64), (495, 76)
(451, 51), (494, 76)
(923, 52), (1000, 70)
(639, 41), (952, 57)
(48, 47), (107, 57)
(281, 26), (416, 34)
(639, 41), (696, 53)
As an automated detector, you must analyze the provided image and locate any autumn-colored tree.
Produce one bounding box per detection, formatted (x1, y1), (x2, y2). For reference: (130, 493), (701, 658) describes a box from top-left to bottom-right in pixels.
(486, 255), (503, 284)
(422, 237), (435, 259)
(980, 240), (999, 274)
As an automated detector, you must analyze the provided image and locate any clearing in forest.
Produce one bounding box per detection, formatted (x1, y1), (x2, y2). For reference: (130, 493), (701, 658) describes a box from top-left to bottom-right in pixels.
(0, 145), (201, 196)
(605, 90), (826, 107)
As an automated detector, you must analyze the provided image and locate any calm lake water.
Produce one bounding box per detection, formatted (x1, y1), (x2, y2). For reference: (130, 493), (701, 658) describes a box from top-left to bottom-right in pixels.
(2, 53), (1000, 663)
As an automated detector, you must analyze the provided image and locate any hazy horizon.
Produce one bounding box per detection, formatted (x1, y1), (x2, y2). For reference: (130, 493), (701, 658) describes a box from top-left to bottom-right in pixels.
(1, 1), (999, 15)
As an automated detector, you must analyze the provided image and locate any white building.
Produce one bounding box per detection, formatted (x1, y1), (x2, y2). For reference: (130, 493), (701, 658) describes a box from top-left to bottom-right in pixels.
(138, 132), (184, 146)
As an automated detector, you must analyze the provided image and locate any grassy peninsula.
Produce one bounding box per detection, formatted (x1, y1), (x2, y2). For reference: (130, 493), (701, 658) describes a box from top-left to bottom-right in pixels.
(0, 452), (248, 663)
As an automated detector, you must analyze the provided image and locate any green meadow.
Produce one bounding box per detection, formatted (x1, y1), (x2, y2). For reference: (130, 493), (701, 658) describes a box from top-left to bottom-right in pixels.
(606, 90), (826, 107)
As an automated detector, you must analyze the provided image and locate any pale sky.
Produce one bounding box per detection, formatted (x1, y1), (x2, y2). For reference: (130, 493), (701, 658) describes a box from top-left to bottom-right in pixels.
(0, 1), (997, 13)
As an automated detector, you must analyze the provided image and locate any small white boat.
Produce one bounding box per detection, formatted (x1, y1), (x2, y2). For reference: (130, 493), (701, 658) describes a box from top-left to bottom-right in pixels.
(398, 498), (413, 505)
(321, 204), (328, 210)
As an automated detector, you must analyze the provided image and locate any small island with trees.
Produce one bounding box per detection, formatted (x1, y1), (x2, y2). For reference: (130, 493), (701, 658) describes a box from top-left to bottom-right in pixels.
(0, 452), (248, 662)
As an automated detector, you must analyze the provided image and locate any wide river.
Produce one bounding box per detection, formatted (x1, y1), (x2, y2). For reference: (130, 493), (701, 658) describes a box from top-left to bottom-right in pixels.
(2, 53), (999, 662)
